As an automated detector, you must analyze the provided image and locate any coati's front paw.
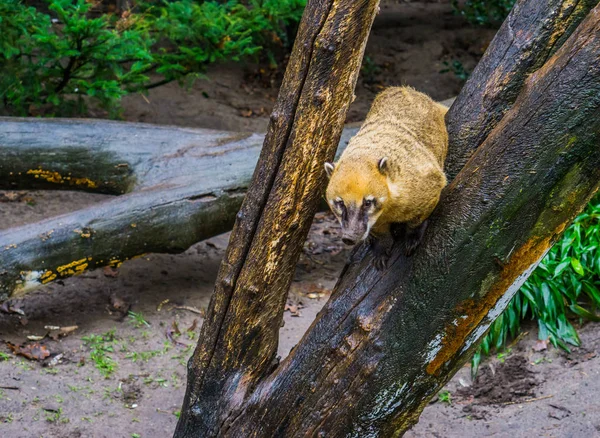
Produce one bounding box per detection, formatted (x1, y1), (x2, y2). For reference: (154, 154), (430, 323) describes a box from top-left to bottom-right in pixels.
(369, 235), (392, 270)
(405, 220), (428, 256)
(373, 250), (391, 271)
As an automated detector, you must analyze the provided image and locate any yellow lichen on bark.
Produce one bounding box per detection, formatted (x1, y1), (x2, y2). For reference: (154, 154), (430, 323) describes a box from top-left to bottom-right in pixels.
(27, 168), (98, 189)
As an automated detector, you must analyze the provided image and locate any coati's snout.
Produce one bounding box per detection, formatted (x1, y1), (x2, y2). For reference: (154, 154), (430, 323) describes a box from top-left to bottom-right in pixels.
(324, 160), (387, 246)
(339, 204), (369, 245)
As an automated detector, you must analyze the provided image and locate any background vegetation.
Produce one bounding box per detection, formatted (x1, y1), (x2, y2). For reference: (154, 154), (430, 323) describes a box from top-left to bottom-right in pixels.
(0, 0), (305, 116)
(474, 196), (600, 373)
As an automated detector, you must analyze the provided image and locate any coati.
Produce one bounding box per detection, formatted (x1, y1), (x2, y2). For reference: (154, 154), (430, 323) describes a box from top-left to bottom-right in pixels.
(324, 86), (448, 269)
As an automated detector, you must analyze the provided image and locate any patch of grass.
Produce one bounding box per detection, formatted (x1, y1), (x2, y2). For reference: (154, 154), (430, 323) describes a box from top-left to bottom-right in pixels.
(82, 330), (118, 378)
(473, 197), (600, 374)
(128, 311), (150, 328)
(438, 390), (452, 405)
(143, 376), (168, 387)
(126, 349), (162, 362)
(45, 407), (68, 423)
(0, 352), (11, 361)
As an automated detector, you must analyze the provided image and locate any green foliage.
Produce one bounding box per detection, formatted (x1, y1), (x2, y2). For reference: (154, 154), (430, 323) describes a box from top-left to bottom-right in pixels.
(150, 0), (305, 79)
(1, 0), (154, 116)
(440, 59), (470, 81)
(0, 0), (306, 116)
(451, 0), (516, 26)
(437, 390), (452, 405)
(473, 197), (600, 375)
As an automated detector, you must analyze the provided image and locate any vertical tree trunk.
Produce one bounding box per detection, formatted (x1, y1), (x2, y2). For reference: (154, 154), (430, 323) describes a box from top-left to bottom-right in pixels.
(175, 0), (381, 435)
(215, 6), (600, 435)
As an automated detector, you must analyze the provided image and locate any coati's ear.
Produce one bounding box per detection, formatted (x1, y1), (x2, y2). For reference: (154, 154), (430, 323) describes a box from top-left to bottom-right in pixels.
(324, 162), (335, 178)
(378, 157), (388, 175)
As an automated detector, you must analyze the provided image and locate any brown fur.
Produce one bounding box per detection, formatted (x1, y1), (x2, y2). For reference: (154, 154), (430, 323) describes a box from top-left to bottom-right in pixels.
(326, 86), (448, 242)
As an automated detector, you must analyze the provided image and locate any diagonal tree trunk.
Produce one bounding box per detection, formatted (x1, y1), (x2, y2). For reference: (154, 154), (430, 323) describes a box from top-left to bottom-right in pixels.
(176, 0), (600, 436)
(445, 0), (599, 179)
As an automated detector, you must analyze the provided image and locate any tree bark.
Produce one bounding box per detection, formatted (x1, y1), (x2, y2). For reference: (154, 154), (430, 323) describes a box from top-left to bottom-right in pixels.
(0, 120), (360, 299)
(177, 1), (600, 437)
(175, 0), (381, 435)
(445, 0), (599, 180)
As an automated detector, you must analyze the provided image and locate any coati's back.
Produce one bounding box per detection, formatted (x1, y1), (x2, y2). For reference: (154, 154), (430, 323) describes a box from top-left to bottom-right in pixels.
(340, 86), (448, 173)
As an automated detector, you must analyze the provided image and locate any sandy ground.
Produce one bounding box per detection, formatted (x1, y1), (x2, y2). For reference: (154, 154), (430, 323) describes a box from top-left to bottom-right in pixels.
(1, 191), (599, 437)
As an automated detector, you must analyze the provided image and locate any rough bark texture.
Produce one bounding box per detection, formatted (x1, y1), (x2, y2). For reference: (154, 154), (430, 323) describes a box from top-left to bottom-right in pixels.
(175, 0), (381, 435)
(445, 0), (599, 180)
(175, 1), (600, 436)
(0, 118), (359, 299)
(220, 6), (600, 435)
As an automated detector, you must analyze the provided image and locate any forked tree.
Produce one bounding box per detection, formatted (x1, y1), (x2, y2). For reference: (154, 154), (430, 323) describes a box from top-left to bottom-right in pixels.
(0, 0), (598, 435)
(173, 0), (600, 436)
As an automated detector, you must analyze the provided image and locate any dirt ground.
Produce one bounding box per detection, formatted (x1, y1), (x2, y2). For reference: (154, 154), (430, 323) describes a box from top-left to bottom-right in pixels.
(1, 191), (599, 438)
(3, 1), (600, 437)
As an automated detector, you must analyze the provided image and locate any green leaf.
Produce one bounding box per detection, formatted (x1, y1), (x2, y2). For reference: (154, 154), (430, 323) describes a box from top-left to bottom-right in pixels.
(569, 304), (600, 322)
(571, 257), (585, 276)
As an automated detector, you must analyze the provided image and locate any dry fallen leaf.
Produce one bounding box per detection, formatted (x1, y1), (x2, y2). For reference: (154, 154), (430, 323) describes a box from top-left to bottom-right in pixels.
(47, 325), (78, 341)
(0, 302), (26, 316)
(187, 319), (198, 332)
(166, 321), (188, 347)
(7, 342), (50, 361)
(110, 295), (130, 314)
(532, 339), (548, 352)
(284, 304), (302, 317)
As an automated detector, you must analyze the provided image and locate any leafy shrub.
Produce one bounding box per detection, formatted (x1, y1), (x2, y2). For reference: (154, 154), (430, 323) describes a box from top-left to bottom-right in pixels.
(472, 196), (600, 374)
(0, 0), (306, 116)
(451, 0), (516, 27)
(149, 0), (304, 84)
(1, 0), (154, 116)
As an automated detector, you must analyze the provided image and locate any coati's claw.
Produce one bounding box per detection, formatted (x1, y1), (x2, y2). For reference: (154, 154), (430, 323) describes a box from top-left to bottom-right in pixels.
(405, 220), (428, 256)
(373, 252), (391, 271)
(370, 236), (392, 270)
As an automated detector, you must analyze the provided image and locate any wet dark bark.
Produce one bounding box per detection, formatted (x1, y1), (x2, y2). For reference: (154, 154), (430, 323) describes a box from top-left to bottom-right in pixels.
(445, 0), (599, 180)
(176, 1), (600, 437)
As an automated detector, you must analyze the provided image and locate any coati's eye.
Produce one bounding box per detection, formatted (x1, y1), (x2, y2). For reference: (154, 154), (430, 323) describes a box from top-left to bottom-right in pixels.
(334, 199), (345, 210)
(363, 198), (376, 209)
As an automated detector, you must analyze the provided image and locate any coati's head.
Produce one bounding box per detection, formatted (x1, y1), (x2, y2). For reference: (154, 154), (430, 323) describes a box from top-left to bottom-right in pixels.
(324, 157), (389, 245)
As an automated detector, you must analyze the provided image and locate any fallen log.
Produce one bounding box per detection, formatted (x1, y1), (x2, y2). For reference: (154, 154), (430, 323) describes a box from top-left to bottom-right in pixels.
(0, 120), (359, 299)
